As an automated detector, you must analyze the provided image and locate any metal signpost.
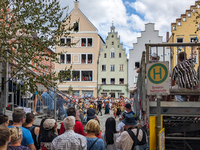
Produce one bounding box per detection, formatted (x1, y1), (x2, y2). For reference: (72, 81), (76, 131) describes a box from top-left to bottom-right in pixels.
(147, 62), (169, 150)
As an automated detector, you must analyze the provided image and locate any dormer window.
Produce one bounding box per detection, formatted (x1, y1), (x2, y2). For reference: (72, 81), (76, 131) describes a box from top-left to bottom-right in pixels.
(173, 26), (176, 30)
(188, 12), (191, 17)
(178, 22), (181, 26)
(183, 17), (186, 22)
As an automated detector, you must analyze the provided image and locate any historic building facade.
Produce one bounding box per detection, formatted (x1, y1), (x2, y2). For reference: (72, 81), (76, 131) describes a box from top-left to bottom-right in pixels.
(128, 23), (164, 97)
(98, 25), (128, 98)
(169, 1), (200, 71)
(55, 1), (104, 97)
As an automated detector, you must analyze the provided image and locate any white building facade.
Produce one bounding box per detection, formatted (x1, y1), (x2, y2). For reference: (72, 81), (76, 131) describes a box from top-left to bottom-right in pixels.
(128, 23), (170, 97)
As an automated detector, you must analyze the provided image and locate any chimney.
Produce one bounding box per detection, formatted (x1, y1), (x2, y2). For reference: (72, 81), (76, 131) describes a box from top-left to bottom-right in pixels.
(166, 32), (169, 42)
(74, 0), (79, 10)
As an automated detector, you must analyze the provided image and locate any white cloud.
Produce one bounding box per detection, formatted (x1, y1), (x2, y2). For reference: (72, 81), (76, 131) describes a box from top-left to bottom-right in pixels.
(59, 0), (197, 52)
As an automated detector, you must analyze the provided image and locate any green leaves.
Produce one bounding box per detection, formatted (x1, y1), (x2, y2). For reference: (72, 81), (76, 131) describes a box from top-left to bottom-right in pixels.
(0, 0), (73, 94)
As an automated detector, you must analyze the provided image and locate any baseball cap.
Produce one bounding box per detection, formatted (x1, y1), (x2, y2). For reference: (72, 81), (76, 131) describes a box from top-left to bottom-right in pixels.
(43, 119), (56, 130)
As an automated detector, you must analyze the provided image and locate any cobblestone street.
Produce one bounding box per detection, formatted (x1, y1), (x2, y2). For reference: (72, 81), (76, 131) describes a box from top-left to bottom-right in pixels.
(97, 110), (120, 132)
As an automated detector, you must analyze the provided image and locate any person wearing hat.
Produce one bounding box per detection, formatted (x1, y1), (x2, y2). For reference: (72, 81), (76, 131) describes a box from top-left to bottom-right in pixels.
(136, 52), (160, 74)
(116, 114), (148, 150)
(87, 105), (96, 122)
(38, 118), (58, 150)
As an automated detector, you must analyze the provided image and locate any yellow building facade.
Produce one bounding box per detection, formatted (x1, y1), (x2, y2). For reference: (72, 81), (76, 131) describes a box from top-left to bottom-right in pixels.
(170, 1), (200, 70)
(55, 1), (104, 97)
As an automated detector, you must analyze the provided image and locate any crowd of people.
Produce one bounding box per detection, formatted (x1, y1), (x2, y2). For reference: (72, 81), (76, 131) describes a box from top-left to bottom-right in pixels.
(0, 95), (149, 150)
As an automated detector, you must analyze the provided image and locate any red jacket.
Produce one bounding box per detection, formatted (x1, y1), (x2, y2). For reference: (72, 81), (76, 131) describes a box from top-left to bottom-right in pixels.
(59, 120), (85, 136)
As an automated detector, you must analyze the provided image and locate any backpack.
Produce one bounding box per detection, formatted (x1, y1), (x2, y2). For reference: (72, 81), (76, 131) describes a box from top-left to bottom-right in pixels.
(127, 128), (147, 150)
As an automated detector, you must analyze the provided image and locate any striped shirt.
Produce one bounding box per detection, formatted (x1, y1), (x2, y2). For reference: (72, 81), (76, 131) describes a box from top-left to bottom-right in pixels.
(172, 58), (199, 88)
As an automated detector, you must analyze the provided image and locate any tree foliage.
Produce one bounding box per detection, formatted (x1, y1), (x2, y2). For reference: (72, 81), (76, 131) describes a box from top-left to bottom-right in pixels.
(0, 0), (74, 93)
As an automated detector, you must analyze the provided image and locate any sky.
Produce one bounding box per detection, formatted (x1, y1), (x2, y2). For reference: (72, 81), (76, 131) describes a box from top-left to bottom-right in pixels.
(60, 0), (196, 54)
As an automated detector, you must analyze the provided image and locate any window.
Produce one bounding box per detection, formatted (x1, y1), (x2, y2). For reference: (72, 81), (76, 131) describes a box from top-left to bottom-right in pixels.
(102, 65), (106, 71)
(118, 45), (120, 48)
(178, 22), (181, 26)
(190, 37), (196, 43)
(193, 9), (196, 13)
(119, 64), (124, 71)
(60, 54), (65, 64)
(119, 53), (121, 58)
(60, 38), (65, 46)
(87, 38), (92, 47)
(183, 17), (186, 22)
(81, 54), (86, 63)
(81, 38), (86, 47)
(188, 12), (191, 17)
(72, 71), (80, 81)
(81, 71), (92, 81)
(112, 35), (114, 38)
(102, 78), (106, 84)
(59, 70), (71, 82)
(135, 62), (140, 69)
(198, 23), (200, 30)
(173, 26), (176, 30)
(111, 52), (115, 58)
(119, 78), (124, 84)
(177, 38), (183, 43)
(73, 22), (79, 32)
(134, 76), (138, 83)
(106, 46), (107, 48)
(112, 42), (114, 45)
(87, 54), (92, 64)
(66, 38), (71, 46)
(194, 55), (198, 64)
(110, 65), (115, 71)
(73, 91), (79, 96)
(197, 4), (200, 8)
(110, 78), (115, 84)
(104, 53), (106, 58)
(66, 54), (71, 64)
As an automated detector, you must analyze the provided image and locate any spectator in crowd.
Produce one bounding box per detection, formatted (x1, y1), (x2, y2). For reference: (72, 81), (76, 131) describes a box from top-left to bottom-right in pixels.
(124, 103), (135, 116)
(87, 105), (96, 122)
(8, 127), (30, 150)
(52, 116), (87, 150)
(85, 119), (105, 150)
(116, 114), (148, 150)
(116, 112), (125, 133)
(105, 101), (110, 114)
(97, 99), (102, 116)
(101, 117), (120, 150)
(0, 124), (11, 150)
(8, 110), (36, 150)
(172, 52), (199, 101)
(59, 107), (85, 136)
(0, 114), (9, 126)
(23, 113), (40, 150)
(38, 118), (58, 150)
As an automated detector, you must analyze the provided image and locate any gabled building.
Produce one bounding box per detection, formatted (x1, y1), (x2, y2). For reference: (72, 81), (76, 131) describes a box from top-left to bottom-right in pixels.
(55, 0), (104, 97)
(98, 25), (128, 98)
(128, 23), (164, 97)
(169, 1), (200, 70)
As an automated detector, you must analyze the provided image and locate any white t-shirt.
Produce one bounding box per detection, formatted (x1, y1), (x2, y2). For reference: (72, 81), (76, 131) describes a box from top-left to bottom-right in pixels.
(116, 121), (125, 133)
